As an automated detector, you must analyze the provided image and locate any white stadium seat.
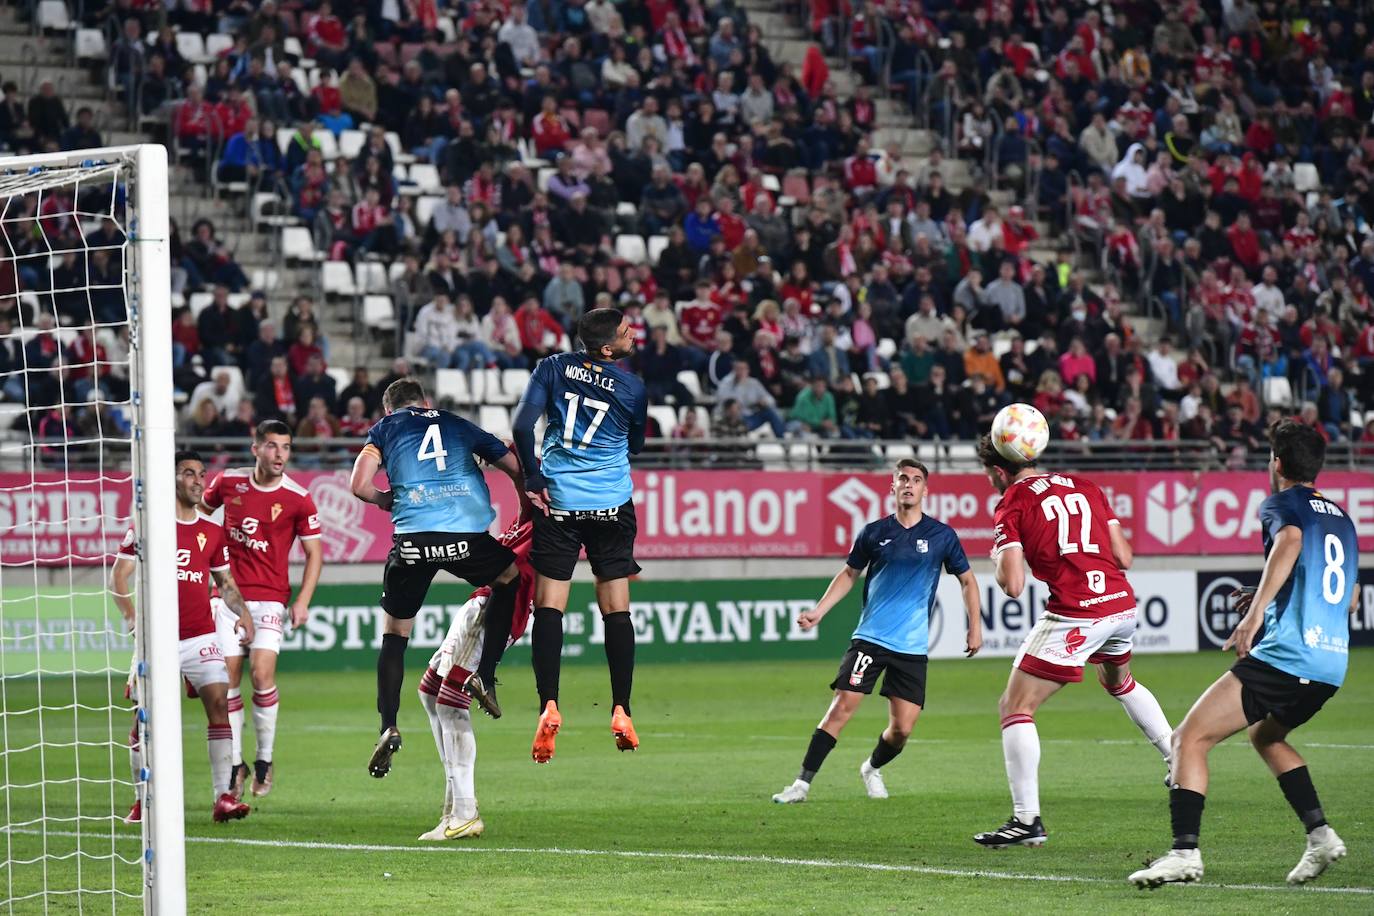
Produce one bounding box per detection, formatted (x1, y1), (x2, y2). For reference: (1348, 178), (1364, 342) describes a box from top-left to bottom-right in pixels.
(37, 1), (71, 31)
(321, 261), (358, 297)
(338, 129), (367, 159)
(500, 368), (532, 401)
(74, 28), (106, 61)
(479, 405), (512, 439)
(477, 368), (514, 405)
(355, 262), (389, 294)
(362, 295), (396, 331)
(175, 31), (209, 65)
(615, 234), (647, 265)
(1263, 376), (1294, 408)
(434, 369), (470, 405)
(281, 227), (323, 264)
(648, 235), (669, 264)
(648, 405), (678, 437)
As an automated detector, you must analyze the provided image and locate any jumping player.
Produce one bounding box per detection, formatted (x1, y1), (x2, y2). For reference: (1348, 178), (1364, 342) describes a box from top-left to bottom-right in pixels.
(350, 377), (528, 778)
(510, 307), (647, 763)
(202, 420), (324, 798)
(973, 436), (1174, 848)
(771, 460), (982, 804)
(416, 515), (535, 841)
(114, 450), (256, 823)
(1130, 420), (1357, 888)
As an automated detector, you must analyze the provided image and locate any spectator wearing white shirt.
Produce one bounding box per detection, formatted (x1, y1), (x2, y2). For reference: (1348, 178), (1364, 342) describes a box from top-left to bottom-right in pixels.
(966, 206), (1005, 253)
(430, 185), (472, 244)
(497, 7), (541, 67)
(1147, 337), (1182, 394)
(413, 292), (461, 367)
(1250, 265), (1285, 319)
(188, 368), (243, 420)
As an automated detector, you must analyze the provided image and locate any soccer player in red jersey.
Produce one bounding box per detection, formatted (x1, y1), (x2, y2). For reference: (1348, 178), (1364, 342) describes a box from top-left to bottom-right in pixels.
(113, 450), (255, 823)
(202, 421), (324, 798)
(972, 436), (1174, 848)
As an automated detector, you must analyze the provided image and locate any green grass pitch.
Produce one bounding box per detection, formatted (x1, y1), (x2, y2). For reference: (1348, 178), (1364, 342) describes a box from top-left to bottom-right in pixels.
(4, 650), (1372, 913)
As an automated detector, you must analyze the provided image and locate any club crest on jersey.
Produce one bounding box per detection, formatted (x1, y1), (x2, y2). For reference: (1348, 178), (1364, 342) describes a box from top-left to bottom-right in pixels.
(271, 503), (283, 522)
(234, 483), (249, 493)
(196, 531), (207, 552)
(916, 539), (929, 552)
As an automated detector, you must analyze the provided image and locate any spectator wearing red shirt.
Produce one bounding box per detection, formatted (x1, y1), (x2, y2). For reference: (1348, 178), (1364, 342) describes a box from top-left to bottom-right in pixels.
(1244, 111), (1276, 156)
(1058, 337), (1097, 386)
(175, 85), (214, 146)
(1004, 32), (1036, 78)
(213, 86), (253, 139)
(531, 96), (571, 159)
(678, 281), (725, 352)
(515, 297), (564, 363)
(843, 138), (879, 197)
(1226, 212), (1262, 273)
(716, 196), (747, 251)
(305, 1), (348, 69)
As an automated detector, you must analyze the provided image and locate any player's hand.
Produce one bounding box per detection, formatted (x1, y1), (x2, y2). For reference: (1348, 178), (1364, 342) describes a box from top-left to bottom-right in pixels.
(289, 600), (309, 628)
(796, 608), (824, 631)
(1230, 587), (1254, 617)
(238, 613), (255, 647)
(374, 489), (394, 512)
(1222, 612), (1262, 658)
(965, 628), (983, 657)
(526, 489), (551, 516)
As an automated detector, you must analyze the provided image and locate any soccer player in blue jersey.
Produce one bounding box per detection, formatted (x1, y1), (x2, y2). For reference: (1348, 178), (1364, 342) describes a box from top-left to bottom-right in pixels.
(350, 377), (530, 777)
(771, 459), (982, 803)
(1130, 420), (1359, 889)
(509, 307), (647, 763)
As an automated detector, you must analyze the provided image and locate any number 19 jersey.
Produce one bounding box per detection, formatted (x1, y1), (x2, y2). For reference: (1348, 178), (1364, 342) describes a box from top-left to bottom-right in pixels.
(523, 352), (647, 512)
(991, 472), (1135, 619)
(1250, 486), (1357, 687)
(362, 406), (511, 534)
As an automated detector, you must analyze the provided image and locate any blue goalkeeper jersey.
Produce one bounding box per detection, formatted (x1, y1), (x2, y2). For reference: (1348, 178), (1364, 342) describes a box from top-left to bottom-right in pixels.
(1250, 485), (1358, 687)
(514, 352), (647, 511)
(846, 515), (970, 656)
(363, 406), (510, 534)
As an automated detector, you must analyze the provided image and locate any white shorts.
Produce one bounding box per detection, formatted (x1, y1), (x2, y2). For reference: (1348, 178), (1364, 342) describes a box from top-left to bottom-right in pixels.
(214, 598), (286, 657)
(125, 631), (230, 704)
(427, 595), (487, 680)
(1013, 608), (1138, 684)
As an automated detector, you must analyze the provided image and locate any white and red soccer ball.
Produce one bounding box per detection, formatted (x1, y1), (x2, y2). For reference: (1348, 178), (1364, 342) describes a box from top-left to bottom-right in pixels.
(991, 403), (1049, 464)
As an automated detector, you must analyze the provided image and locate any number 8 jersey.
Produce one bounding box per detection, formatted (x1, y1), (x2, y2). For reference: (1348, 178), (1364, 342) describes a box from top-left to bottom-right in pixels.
(522, 352), (646, 512)
(991, 472), (1136, 619)
(1250, 485), (1358, 688)
(362, 406), (511, 534)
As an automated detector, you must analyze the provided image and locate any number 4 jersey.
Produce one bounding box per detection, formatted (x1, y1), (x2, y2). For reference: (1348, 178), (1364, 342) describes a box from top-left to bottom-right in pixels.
(991, 472), (1135, 619)
(1250, 485), (1358, 688)
(362, 406), (511, 534)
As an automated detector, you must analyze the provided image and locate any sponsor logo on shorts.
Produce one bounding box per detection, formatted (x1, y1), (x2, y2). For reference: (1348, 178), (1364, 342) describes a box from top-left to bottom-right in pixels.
(198, 643), (223, 659)
(398, 540), (470, 564)
(1064, 627), (1086, 654)
(849, 652), (873, 686)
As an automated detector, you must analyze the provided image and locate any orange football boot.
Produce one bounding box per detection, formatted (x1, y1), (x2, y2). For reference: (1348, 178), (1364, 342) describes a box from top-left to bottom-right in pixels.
(531, 700), (561, 763)
(610, 705), (638, 752)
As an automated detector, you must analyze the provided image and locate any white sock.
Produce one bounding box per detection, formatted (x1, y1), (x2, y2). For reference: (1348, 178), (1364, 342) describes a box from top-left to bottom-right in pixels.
(252, 686), (280, 762)
(128, 721), (141, 801)
(418, 689), (452, 817)
(1108, 676), (1173, 760)
(207, 722), (233, 798)
(438, 703), (477, 820)
(227, 688), (244, 765)
(1001, 715), (1040, 823)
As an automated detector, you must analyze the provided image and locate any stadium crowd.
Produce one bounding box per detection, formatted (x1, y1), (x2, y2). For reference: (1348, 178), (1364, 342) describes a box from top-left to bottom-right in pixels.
(1, 0), (1373, 464)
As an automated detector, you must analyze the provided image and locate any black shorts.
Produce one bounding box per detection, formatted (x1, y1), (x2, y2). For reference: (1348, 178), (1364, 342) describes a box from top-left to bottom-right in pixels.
(830, 639), (928, 706)
(530, 500), (641, 582)
(1231, 655), (1339, 730)
(381, 532), (516, 620)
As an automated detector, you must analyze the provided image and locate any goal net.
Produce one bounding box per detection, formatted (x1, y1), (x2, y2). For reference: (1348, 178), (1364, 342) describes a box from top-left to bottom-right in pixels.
(0, 146), (181, 913)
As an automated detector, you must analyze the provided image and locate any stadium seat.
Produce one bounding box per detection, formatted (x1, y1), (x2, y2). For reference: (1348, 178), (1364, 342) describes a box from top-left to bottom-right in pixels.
(356, 262), (389, 294)
(648, 235), (669, 264)
(361, 295), (396, 331)
(205, 33), (234, 58)
(188, 292), (214, 318)
(434, 368), (470, 404)
(615, 234), (647, 265)
(0, 403), (26, 438)
(316, 130), (340, 160)
(477, 369), (514, 405)
(685, 406), (710, 434)
(408, 163), (442, 194)
(281, 227), (323, 263)
(760, 173), (781, 193)
(1293, 163), (1319, 193)
(175, 31), (210, 65)
(249, 269), (279, 291)
(321, 262), (358, 297)
(876, 338), (897, 361)
(415, 195), (443, 227)
(253, 192), (299, 228)
(886, 443), (916, 460)
(274, 127), (294, 156)
(648, 405), (678, 437)
(327, 367), (352, 395)
(36, 1), (71, 31)
(384, 131), (415, 165)
(864, 371), (891, 390)
(755, 442), (787, 467)
(1263, 376), (1294, 408)
(676, 370), (703, 400)
(74, 28), (106, 61)
(338, 129), (367, 159)
(537, 167), (554, 192)
(479, 405), (512, 439)
(500, 368), (532, 400)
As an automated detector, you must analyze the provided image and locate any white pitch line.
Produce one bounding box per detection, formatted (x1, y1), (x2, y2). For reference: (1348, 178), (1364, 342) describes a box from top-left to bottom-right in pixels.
(19, 829), (1370, 896)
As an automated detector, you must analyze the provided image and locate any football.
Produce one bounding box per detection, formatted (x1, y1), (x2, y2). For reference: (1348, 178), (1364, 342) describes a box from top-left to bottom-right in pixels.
(990, 403), (1050, 463)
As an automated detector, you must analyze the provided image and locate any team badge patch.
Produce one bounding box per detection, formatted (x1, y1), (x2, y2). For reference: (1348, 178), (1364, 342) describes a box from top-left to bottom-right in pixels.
(1065, 627), (1086, 653)
(271, 503), (283, 521)
(916, 539), (929, 552)
(196, 532), (207, 552)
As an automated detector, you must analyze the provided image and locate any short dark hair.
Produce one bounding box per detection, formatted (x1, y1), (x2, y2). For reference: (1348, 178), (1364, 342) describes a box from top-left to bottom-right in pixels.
(895, 458), (929, 479)
(174, 449), (204, 467)
(577, 307), (625, 353)
(1269, 418), (1325, 483)
(255, 420), (292, 442)
(978, 433), (1035, 474)
(383, 377), (427, 412)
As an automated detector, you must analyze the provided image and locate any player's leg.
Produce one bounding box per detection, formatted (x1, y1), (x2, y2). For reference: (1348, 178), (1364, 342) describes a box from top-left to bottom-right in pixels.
(596, 576), (638, 751)
(972, 668), (1060, 844)
(1249, 710), (1346, 883)
(416, 669), (452, 839)
(124, 710), (142, 824)
(435, 697), (482, 838)
(247, 647), (281, 796)
(190, 641), (251, 822)
(1129, 671), (1248, 887)
(861, 664), (925, 800)
(468, 560), (521, 717)
(774, 642), (876, 803)
(1094, 658), (1173, 772)
(527, 511), (582, 762)
(214, 598), (249, 797)
(369, 545), (433, 777)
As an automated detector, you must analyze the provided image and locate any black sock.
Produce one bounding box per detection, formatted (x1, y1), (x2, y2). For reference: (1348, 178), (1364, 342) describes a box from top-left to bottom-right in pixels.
(531, 607), (564, 709)
(376, 633), (409, 732)
(475, 578), (518, 683)
(1169, 788), (1206, 850)
(1278, 766), (1327, 833)
(798, 729), (837, 783)
(869, 735), (903, 769)
(603, 611), (635, 717)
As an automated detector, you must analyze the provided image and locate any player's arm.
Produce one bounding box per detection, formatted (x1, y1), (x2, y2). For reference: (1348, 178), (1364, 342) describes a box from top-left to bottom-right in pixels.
(512, 361), (552, 512)
(796, 563), (863, 630)
(1224, 525), (1302, 658)
(1108, 520), (1132, 569)
(627, 382), (648, 455)
(211, 566), (255, 646)
(290, 536), (323, 628)
(993, 544), (1025, 598)
(349, 443), (394, 511)
(957, 568), (983, 657)
(110, 556), (136, 631)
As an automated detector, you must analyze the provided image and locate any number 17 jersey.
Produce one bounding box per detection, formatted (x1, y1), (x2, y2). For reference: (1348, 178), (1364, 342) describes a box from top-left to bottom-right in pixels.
(991, 472), (1135, 619)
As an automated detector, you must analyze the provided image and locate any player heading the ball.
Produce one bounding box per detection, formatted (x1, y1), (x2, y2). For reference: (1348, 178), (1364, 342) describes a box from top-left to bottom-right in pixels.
(351, 378), (530, 778)
(1130, 420), (1358, 889)
(771, 459), (981, 805)
(972, 431), (1174, 849)
(510, 307), (647, 763)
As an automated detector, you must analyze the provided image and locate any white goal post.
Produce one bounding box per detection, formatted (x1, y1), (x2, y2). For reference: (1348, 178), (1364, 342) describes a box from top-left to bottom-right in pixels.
(0, 144), (182, 913)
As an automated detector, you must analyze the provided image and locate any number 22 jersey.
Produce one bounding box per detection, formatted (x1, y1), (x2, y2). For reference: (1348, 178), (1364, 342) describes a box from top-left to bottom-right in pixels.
(991, 472), (1135, 619)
